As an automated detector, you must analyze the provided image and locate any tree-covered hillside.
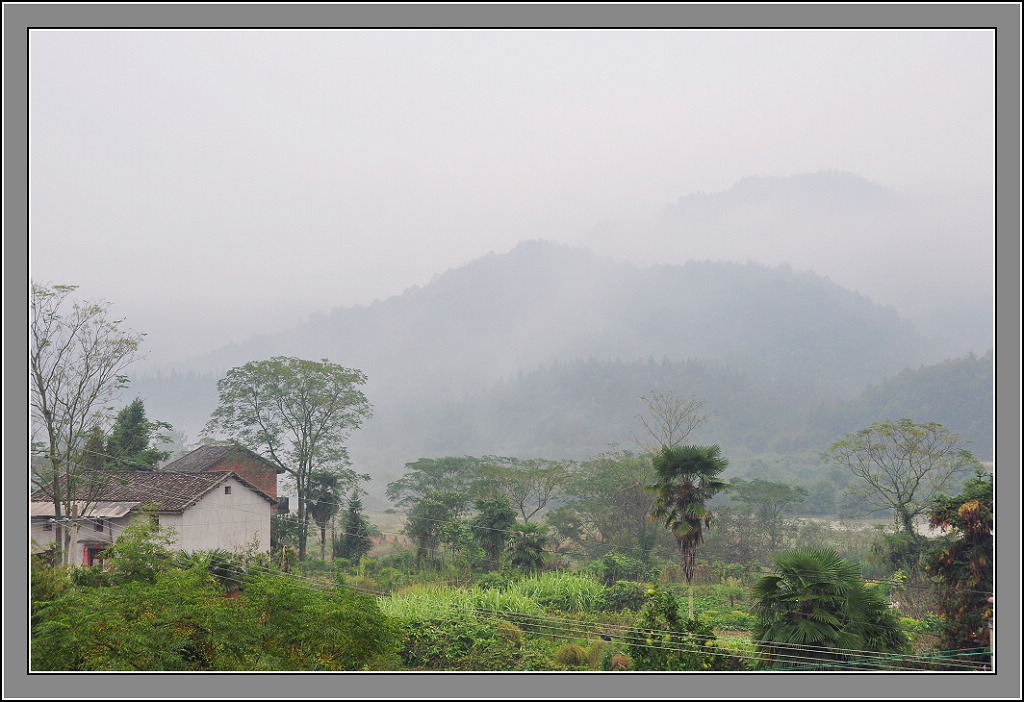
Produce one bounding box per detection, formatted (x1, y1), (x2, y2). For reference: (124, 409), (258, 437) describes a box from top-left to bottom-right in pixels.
(127, 241), (977, 493)
(814, 351), (993, 461)
(351, 350), (992, 489)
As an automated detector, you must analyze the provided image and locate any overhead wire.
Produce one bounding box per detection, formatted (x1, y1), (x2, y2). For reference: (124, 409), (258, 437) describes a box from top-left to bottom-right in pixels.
(31, 473), (993, 672)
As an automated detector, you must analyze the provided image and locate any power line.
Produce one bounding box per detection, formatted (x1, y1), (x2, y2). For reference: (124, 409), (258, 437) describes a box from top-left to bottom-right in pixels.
(33, 514), (991, 673)
(30, 474), (993, 671)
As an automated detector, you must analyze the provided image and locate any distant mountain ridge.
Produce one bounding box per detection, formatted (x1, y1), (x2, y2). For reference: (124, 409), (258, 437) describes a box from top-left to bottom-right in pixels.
(660, 171), (896, 223)
(582, 171), (992, 358)
(135, 240), (937, 447)
(176, 240), (930, 395)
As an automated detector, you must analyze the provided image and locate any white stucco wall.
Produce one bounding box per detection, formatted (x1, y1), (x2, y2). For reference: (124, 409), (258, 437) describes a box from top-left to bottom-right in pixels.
(30, 478), (272, 565)
(31, 515), (127, 567)
(172, 476), (272, 554)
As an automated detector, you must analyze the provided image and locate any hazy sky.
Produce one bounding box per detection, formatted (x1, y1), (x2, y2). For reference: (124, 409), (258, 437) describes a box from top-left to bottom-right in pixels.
(28, 29), (994, 367)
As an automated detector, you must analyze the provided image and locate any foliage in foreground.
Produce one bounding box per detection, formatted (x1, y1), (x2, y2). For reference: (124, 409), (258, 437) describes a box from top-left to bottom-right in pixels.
(926, 468), (993, 664)
(751, 548), (910, 670)
(628, 587), (745, 671)
(32, 562), (400, 671)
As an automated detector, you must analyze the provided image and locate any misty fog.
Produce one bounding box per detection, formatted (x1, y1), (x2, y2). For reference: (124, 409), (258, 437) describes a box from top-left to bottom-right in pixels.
(28, 29), (996, 500)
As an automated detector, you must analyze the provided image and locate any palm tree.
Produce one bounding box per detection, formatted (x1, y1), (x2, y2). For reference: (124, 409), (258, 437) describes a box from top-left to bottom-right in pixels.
(751, 548), (909, 669)
(506, 522), (550, 572)
(646, 444), (729, 618)
(307, 470), (341, 561)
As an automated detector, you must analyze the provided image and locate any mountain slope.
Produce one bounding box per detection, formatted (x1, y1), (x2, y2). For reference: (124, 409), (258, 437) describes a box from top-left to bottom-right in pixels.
(583, 171), (993, 357)
(131, 241), (942, 488)
(180, 240), (931, 395)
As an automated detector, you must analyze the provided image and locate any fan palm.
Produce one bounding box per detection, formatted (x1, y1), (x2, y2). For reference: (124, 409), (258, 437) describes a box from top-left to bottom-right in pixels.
(751, 548), (909, 669)
(308, 470), (342, 561)
(646, 444), (729, 617)
(506, 522), (550, 572)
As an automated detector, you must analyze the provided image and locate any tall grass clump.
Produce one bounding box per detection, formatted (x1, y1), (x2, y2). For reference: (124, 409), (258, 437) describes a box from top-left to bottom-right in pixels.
(379, 583), (545, 622)
(509, 571), (605, 613)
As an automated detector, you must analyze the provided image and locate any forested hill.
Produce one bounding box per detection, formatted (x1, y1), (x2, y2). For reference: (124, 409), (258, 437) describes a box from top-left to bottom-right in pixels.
(814, 351), (994, 461)
(171, 240), (933, 400)
(352, 350), (993, 487)
(129, 240), (962, 489)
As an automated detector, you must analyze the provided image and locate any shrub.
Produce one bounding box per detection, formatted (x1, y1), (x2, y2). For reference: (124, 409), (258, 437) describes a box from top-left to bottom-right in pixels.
(597, 580), (647, 613)
(31, 558), (73, 631)
(495, 619), (524, 648)
(751, 548), (910, 669)
(714, 610), (756, 631)
(68, 565), (111, 588)
(629, 588), (742, 671)
(592, 551), (657, 586)
(398, 618), (524, 671)
(553, 643), (588, 668)
(587, 640), (607, 669)
(610, 653), (631, 670)
(474, 571), (511, 591)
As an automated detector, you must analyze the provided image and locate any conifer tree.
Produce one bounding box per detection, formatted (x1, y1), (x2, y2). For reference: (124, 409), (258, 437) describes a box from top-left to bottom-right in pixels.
(335, 489), (373, 562)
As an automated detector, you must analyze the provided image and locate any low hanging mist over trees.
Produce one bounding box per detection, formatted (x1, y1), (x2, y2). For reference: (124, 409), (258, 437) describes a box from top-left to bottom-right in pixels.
(125, 240), (992, 501)
(29, 273), (995, 674)
(26, 22), (1001, 679)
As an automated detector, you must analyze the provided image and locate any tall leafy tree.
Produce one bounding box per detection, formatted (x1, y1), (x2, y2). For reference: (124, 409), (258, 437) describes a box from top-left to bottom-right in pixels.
(569, 448), (658, 562)
(925, 468), (994, 664)
(729, 478), (808, 552)
(823, 419), (980, 535)
(30, 283), (146, 564)
(483, 456), (575, 523)
(646, 444), (728, 617)
(470, 494), (517, 566)
(385, 456), (484, 517)
(204, 357), (372, 561)
(506, 522), (550, 572)
(751, 548), (910, 669)
(79, 427), (108, 472)
(403, 490), (458, 566)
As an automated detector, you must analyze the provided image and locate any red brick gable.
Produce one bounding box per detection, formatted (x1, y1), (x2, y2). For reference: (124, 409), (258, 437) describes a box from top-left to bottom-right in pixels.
(165, 445), (280, 500)
(205, 452), (279, 500)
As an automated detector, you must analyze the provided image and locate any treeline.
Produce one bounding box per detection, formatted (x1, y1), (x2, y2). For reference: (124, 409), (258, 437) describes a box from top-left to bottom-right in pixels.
(815, 351), (993, 461)
(32, 440), (993, 672)
(362, 350), (993, 489)
(130, 349), (993, 499)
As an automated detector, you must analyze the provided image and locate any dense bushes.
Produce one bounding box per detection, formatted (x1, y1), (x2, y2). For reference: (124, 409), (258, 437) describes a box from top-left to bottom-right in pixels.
(398, 618), (529, 671)
(32, 564), (401, 671)
(628, 588), (746, 671)
(36, 509), (949, 672)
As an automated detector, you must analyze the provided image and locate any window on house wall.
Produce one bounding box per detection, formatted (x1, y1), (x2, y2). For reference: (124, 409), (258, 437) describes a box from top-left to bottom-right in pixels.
(86, 547), (106, 568)
(224, 486), (232, 495)
(94, 518), (104, 532)
(42, 520), (53, 532)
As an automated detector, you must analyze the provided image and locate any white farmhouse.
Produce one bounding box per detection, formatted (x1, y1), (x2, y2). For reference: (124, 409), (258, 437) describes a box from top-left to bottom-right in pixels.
(31, 471), (276, 567)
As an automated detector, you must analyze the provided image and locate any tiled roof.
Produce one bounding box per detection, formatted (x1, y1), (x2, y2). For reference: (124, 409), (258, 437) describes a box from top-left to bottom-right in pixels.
(162, 444), (282, 474)
(32, 471), (275, 512)
(161, 444), (237, 472)
(31, 501), (139, 519)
